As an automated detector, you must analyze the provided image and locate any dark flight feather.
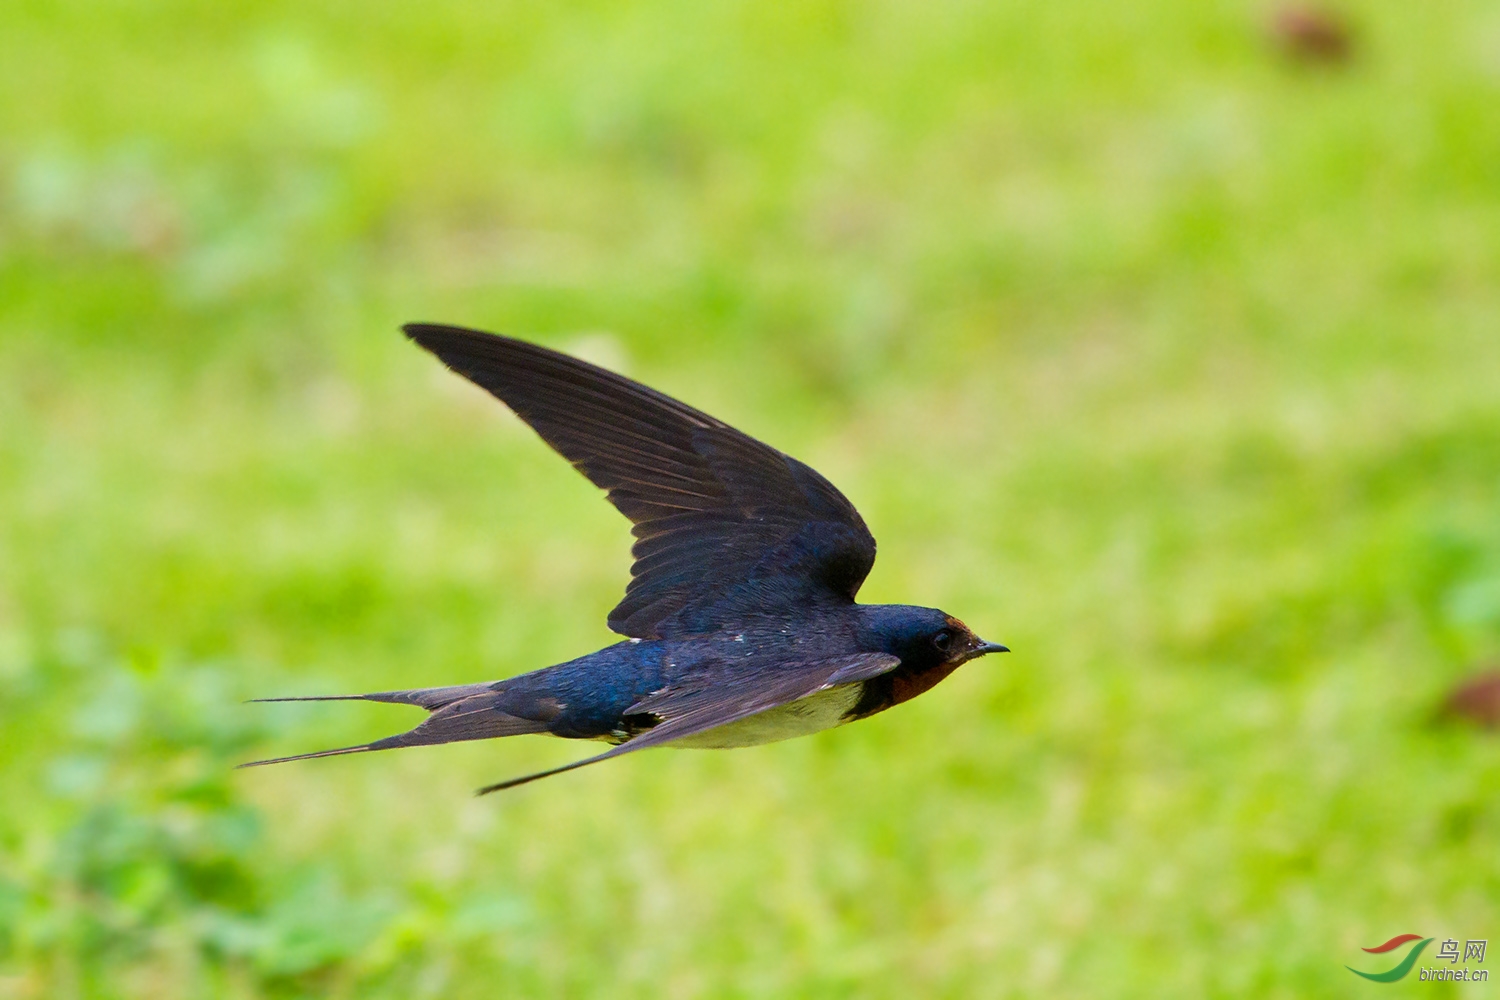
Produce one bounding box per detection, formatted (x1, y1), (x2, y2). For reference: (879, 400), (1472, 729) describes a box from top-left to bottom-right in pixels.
(403, 324), (876, 639)
(473, 652), (900, 794)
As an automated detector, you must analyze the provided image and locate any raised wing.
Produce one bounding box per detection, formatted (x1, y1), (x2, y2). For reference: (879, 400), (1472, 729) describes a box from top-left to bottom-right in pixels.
(404, 324), (876, 639)
(475, 652), (901, 794)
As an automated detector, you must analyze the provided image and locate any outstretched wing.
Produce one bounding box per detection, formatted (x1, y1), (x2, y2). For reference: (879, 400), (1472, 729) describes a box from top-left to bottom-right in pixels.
(404, 323), (876, 639)
(475, 652), (901, 794)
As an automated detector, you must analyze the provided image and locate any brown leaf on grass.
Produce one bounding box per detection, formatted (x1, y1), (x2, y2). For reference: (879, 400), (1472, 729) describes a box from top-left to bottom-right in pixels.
(1441, 670), (1500, 728)
(1270, 6), (1354, 64)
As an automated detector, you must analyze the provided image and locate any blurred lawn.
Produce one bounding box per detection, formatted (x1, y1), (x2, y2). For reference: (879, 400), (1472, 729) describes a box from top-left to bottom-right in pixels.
(3, 0), (1500, 996)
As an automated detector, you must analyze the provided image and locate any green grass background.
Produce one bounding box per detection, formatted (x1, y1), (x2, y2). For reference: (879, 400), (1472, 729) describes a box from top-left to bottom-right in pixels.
(3, 0), (1500, 996)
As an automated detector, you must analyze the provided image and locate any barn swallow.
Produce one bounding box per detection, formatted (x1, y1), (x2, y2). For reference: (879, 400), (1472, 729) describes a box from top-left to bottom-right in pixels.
(243, 324), (1007, 793)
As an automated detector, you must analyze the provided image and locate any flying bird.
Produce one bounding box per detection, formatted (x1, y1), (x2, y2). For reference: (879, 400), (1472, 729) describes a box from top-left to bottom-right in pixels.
(244, 325), (1007, 793)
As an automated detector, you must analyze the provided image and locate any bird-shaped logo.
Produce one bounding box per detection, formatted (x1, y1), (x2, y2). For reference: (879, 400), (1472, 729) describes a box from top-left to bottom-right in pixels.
(243, 325), (1008, 793)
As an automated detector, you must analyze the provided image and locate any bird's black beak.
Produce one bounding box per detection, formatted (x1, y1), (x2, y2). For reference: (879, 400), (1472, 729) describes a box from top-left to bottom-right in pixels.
(973, 640), (1010, 657)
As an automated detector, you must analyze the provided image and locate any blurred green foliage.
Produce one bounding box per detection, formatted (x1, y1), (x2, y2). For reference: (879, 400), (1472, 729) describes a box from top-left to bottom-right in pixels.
(3, 0), (1500, 996)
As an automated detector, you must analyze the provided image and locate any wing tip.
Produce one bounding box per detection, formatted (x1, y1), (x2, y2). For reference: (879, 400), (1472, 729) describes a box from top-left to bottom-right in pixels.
(402, 322), (503, 349)
(402, 321), (460, 352)
(403, 323), (543, 375)
(474, 747), (625, 795)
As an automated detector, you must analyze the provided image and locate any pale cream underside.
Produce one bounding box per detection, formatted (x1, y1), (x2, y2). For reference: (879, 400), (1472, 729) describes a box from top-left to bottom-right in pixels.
(666, 682), (864, 749)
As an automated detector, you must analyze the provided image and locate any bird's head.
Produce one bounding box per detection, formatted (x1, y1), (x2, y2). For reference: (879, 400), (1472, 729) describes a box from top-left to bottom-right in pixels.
(860, 604), (1008, 671)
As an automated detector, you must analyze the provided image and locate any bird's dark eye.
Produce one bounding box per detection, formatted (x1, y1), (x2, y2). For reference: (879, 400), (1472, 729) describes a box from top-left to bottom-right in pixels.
(932, 630), (953, 651)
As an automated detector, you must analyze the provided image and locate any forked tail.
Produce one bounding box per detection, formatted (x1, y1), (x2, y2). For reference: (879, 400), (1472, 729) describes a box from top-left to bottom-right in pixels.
(239, 681), (551, 768)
